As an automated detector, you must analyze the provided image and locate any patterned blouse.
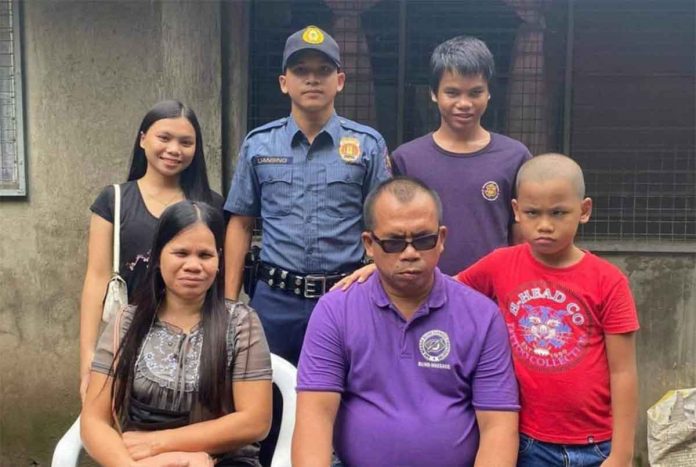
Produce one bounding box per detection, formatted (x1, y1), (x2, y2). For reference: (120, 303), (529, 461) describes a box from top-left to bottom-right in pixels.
(91, 301), (272, 465)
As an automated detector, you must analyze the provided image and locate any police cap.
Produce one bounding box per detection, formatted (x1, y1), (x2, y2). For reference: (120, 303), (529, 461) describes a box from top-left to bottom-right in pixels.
(282, 25), (341, 71)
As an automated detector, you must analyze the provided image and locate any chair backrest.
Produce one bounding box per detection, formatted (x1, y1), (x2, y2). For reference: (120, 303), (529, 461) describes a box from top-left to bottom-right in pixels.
(270, 353), (298, 467)
(52, 354), (297, 467)
(51, 416), (81, 467)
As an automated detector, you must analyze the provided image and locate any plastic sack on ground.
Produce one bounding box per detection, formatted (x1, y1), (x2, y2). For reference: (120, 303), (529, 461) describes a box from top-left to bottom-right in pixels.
(647, 388), (696, 466)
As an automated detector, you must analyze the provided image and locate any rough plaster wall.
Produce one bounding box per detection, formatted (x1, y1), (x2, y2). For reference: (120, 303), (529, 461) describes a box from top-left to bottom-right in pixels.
(0, 2), (223, 464)
(159, 1), (222, 193)
(604, 253), (696, 466)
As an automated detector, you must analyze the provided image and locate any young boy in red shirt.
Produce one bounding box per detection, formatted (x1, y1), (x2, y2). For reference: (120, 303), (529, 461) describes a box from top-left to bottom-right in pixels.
(457, 153), (639, 466)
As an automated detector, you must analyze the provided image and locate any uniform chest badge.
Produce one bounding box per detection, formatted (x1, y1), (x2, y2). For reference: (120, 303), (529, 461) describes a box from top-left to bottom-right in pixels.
(481, 181), (500, 201)
(338, 137), (361, 163)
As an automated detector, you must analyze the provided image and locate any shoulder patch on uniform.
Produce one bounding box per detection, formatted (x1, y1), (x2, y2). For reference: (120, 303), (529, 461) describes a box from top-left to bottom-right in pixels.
(245, 117), (288, 139)
(338, 117), (383, 143)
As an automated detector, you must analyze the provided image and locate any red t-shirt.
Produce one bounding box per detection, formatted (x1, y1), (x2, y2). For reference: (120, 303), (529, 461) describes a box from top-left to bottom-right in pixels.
(457, 243), (639, 444)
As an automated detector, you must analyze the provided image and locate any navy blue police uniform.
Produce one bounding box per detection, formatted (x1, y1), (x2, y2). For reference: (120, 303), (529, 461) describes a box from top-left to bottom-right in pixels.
(225, 113), (390, 365)
(225, 25), (391, 466)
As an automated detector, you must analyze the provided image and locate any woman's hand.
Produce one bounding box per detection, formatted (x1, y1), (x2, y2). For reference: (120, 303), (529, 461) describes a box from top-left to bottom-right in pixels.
(123, 430), (167, 460)
(134, 451), (214, 467)
(330, 263), (377, 291)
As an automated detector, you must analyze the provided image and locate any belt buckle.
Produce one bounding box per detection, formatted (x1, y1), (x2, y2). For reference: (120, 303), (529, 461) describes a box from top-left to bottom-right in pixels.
(303, 274), (327, 299)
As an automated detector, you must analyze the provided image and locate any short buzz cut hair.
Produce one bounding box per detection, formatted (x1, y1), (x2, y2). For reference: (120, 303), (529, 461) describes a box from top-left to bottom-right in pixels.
(429, 36), (495, 93)
(516, 153), (587, 199)
(363, 176), (443, 231)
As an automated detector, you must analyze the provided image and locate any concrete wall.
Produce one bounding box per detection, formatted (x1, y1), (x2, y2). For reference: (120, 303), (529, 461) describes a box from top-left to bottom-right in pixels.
(0, 2), (229, 464)
(604, 253), (696, 465)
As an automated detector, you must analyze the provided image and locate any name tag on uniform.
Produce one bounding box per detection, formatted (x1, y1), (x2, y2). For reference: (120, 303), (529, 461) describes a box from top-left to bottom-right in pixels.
(253, 156), (293, 165)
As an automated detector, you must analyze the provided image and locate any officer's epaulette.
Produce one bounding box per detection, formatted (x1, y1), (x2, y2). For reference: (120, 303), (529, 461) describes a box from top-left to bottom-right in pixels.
(245, 117), (289, 139)
(337, 117), (384, 144)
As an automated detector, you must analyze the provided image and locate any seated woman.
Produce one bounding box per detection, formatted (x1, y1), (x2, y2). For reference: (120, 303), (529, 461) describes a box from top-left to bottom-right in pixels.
(81, 200), (272, 467)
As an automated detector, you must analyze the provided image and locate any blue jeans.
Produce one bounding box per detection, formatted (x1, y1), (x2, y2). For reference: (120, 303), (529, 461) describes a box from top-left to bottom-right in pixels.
(518, 434), (611, 467)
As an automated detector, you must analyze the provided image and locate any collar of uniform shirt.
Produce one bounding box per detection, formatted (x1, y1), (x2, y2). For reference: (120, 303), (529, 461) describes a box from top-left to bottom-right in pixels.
(287, 112), (341, 147)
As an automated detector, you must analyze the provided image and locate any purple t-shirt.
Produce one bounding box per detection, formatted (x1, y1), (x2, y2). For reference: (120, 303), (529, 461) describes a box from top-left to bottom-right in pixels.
(392, 133), (531, 275)
(297, 269), (519, 467)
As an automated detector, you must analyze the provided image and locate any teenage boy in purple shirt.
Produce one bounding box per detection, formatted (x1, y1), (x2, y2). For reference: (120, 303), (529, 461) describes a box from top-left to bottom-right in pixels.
(395, 36), (531, 274)
(335, 37), (530, 289)
(293, 177), (519, 467)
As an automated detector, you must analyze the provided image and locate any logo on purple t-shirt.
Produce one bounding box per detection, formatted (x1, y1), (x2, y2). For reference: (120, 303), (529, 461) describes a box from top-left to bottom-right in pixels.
(481, 180), (500, 201)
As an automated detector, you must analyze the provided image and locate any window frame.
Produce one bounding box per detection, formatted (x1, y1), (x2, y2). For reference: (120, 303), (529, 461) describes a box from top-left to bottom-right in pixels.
(0, 0), (26, 197)
(246, 0), (696, 253)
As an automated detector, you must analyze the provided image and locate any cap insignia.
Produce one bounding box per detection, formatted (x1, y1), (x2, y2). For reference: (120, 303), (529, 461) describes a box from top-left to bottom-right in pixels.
(302, 26), (325, 45)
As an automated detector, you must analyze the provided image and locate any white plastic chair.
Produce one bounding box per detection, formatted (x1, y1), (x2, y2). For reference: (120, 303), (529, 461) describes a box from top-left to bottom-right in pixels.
(52, 353), (297, 467)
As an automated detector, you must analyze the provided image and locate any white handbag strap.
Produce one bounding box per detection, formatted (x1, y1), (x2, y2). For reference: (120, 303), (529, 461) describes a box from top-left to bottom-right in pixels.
(112, 184), (121, 274)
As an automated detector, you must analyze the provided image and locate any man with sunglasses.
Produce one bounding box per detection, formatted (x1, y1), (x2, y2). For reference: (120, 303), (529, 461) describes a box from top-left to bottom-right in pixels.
(293, 177), (520, 467)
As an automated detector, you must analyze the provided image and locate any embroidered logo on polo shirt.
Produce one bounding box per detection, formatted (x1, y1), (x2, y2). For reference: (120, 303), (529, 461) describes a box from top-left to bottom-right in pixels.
(417, 330), (451, 370)
(253, 156), (292, 165)
(481, 181), (500, 201)
(338, 136), (361, 163)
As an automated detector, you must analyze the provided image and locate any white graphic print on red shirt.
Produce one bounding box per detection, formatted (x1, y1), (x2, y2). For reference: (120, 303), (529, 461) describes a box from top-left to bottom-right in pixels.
(506, 281), (598, 372)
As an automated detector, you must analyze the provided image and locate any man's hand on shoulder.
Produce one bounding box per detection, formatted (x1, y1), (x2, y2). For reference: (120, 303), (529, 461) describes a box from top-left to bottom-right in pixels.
(330, 263), (377, 291)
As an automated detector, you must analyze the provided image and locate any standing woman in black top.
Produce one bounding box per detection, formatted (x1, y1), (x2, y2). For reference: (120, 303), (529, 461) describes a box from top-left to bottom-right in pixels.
(79, 100), (224, 400)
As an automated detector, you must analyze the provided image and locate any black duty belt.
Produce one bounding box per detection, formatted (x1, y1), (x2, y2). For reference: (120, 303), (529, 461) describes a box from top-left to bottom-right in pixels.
(258, 262), (359, 299)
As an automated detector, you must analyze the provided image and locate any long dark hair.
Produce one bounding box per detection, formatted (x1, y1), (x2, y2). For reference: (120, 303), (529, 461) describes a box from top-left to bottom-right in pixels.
(127, 100), (213, 203)
(112, 201), (228, 417)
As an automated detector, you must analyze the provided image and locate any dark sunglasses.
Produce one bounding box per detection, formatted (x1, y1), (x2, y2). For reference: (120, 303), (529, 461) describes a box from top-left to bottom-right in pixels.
(369, 231), (440, 254)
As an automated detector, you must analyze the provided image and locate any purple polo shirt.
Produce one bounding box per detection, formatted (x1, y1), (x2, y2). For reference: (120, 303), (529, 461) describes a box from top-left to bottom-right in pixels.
(297, 269), (519, 467)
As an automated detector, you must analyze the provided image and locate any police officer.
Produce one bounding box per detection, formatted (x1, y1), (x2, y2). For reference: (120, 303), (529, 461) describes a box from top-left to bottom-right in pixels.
(224, 25), (391, 367)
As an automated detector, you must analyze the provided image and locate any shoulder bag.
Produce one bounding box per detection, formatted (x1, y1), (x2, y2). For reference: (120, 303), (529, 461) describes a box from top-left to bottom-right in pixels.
(102, 184), (128, 322)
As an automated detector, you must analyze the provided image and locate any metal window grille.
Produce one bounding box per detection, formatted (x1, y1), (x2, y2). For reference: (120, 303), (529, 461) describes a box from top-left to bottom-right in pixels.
(0, 0), (24, 196)
(249, 0), (529, 147)
(248, 0), (695, 245)
(572, 0), (695, 244)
